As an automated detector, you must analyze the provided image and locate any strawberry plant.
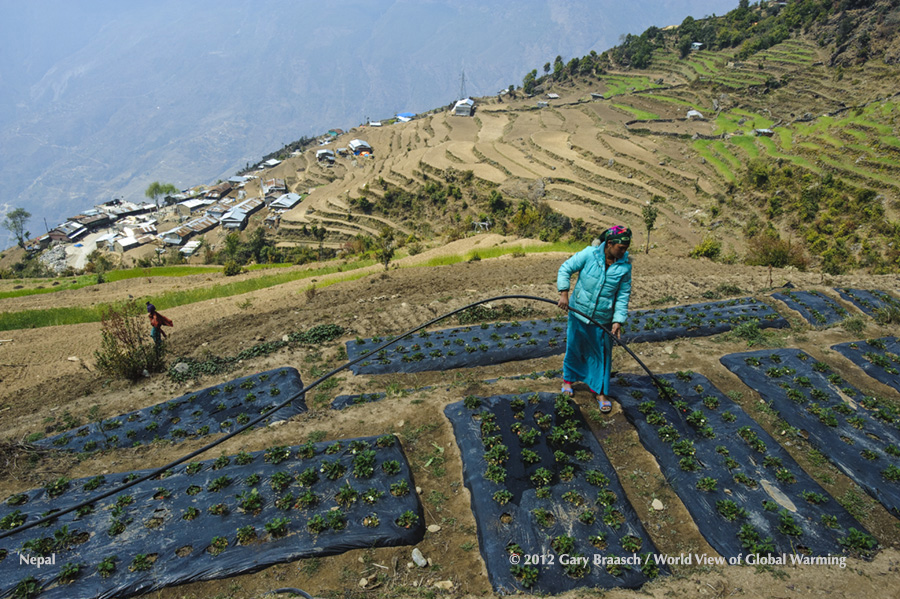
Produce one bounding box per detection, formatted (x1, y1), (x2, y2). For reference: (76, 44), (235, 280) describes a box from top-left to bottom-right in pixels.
(236, 525), (257, 545)
(306, 514), (327, 534)
(395, 510), (418, 529)
(362, 513), (380, 527)
(129, 553), (154, 572)
(97, 555), (117, 578)
(207, 536), (228, 556)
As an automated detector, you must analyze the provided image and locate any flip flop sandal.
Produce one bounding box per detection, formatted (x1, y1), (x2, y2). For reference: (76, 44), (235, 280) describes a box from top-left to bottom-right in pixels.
(560, 385), (574, 396)
(597, 397), (612, 413)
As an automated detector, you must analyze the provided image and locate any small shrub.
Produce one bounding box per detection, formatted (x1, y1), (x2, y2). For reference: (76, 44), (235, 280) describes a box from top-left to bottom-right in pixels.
(689, 236), (722, 260)
(223, 260), (243, 276)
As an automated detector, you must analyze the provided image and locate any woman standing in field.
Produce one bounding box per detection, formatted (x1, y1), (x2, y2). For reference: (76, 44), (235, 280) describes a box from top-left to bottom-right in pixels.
(556, 225), (633, 413)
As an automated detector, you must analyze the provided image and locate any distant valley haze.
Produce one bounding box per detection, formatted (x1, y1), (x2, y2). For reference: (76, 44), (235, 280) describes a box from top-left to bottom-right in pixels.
(0, 0), (738, 246)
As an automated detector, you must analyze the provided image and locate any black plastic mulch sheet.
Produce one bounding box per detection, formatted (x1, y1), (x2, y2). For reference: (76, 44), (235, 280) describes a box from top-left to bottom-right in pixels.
(35, 368), (306, 453)
(347, 317), (569, 375)
(620, 297), (788, 344)
(771, 290), (849, 327)
(0, 436), (423, 599)
(332, 392), (387, 410)
(445, 392), (664, 594)
(833, 288), (900, 317)
(347, 298), (788, 376)
(832, 337), (900, 394)
(721, 349), (900, 516)
(616, 371), (869, 559)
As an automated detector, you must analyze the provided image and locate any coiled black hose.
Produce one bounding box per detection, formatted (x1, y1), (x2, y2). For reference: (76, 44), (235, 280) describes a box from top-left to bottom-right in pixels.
(0, 294), (667, 539)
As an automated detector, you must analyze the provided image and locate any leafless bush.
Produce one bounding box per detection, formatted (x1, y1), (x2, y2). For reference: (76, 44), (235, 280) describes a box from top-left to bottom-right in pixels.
(94, 300), (166, 381)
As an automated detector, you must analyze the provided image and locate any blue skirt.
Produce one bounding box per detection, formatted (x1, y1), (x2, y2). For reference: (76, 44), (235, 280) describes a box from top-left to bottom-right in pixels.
(562, 313), (613, 395)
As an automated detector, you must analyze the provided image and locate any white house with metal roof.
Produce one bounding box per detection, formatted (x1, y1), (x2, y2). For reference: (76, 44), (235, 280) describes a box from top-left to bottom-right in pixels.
(453, 98), (475, 116)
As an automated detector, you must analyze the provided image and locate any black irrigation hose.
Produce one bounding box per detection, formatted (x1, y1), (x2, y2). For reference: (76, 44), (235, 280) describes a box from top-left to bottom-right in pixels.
(0, 294), (668, 540)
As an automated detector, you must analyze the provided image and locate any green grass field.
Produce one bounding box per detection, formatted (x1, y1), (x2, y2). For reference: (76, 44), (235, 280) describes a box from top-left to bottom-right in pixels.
(0, 259), (377, 332)
(694, 140), (736, 182)
(729, 135), (761, 159)
(0, 241), (582, 332)
(612, 103), (660, 120)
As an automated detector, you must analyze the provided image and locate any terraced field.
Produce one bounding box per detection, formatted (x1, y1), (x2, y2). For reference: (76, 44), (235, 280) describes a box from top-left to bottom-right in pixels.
(229, 32), (899, 264)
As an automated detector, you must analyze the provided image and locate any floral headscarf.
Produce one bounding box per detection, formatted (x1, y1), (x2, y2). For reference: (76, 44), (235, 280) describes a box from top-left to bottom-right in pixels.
(602, 225), (632, 245)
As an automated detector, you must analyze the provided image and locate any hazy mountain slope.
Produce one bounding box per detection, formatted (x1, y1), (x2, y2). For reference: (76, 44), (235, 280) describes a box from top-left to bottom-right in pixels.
(0, 0), (738, 241)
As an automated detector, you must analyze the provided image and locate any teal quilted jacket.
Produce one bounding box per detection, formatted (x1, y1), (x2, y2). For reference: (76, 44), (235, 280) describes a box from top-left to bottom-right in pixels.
(556, 242), (632, 325)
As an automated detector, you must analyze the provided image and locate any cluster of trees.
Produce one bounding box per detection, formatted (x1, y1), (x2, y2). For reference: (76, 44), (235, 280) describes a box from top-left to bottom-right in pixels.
(525, 0), (882, 92)
(741, 160), (897, 274)
(2, 208), (31, 249)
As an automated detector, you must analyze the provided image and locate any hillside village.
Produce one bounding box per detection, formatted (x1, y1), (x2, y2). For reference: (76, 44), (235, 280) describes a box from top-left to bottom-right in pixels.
(16, 133), (377, 273)
(3, 2), (900, 599)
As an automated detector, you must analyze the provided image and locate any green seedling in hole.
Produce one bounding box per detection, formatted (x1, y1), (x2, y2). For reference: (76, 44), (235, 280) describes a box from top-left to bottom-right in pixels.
(265, 517), (290, 537)
(532, 508), (555, 528)
(208, 476), (231, 492)
(395, 510), (418, 529)
(237, 489), (263, 513)
(97, 556), (117, 578)
(363, 513), (380, 528)
(716, 499), (748, 522)
(306, 514), (327, 534)
(551, 535), (575, 554)
(493, 490), (513, 505)
(602, 506), (624, 529)
(696, 477), (717, 492)
(510, 564), (539, 588)
(129, 553), (154, 572)
(777, 510), (803, 536)
(562, 491), (585, 506)
(621, 535), (642, 552)
(738, 523), (775, 555)
(44, 477), (70, 498)
(236, 525), (257, 544)
(293, 488), (317, 508)
(390, 480), (409, 497)
(208, 536), (228, 556)
(774, 468), (796, 484)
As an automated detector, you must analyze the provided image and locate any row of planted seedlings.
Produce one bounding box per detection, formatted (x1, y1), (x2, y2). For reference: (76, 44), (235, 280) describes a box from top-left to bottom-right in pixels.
(445, 391), (662, 594)
(347, 298), (790, 377)
(347, 316), (569, 375)
(621, 297), (789, 343)
(34, 368), (306, 453)
(0, 436), (424, 599)
(832, 337), (900, 393)
(834, 288), (900, 317)
(771, 289), (850, 328)
(720, 348), (900, 516)
(616, 371), (877, 560)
